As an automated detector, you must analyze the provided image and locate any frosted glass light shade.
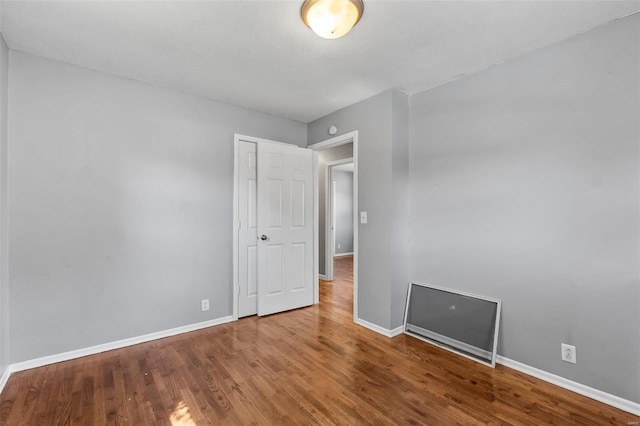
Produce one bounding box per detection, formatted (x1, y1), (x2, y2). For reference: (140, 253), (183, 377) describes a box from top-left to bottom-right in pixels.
(301, 0), (364, 39)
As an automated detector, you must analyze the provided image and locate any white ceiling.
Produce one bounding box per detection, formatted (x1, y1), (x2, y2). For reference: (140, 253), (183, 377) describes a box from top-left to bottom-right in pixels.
(1, 1), (639, 123)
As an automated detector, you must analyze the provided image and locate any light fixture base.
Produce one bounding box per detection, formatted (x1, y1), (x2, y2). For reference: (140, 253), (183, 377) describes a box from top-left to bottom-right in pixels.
(301, 0), (364, 39)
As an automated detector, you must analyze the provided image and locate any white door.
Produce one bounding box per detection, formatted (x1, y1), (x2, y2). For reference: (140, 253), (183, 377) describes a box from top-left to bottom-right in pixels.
(256, 141), (314, 316)
(237, 141), (258, 317)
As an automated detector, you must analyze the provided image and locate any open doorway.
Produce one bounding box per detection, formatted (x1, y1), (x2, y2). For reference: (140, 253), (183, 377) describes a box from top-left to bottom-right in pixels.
(309, 131), (359, 321)
(328, 160), (354, 277)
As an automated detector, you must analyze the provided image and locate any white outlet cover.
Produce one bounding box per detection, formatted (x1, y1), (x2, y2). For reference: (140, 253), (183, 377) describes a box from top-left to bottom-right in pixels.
(561, 343), (576, 364)
(201, 299), (210, 312)
(360, 211), (368, 224)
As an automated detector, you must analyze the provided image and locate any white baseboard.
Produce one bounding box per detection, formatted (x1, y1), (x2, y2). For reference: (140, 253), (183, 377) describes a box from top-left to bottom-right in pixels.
(0, 366), (11, 395)
(8, 315), (234, 374)
(497, 356), (640, 416)
(355, 318), (403, 338)
(334, 252), (353, 258)
(388, 326), (404, 337)
(354, 324), (640, 416)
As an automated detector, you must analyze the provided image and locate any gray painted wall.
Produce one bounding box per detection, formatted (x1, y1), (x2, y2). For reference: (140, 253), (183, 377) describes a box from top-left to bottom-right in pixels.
(409, 14), (639, 403)
(332, 169), (353, 255)
(309, 90), (409, 330)
(317, 144), (352, 276)
(390, 91), (409, 329)
(8, 52), (306, 363)
(0, 32), (9, 377)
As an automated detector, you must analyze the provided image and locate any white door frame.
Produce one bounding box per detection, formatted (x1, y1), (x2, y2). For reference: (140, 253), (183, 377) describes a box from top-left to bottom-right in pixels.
(232, 134), (315, 320)
(308, 131), (359, 322)
(324, 158), (353, 282)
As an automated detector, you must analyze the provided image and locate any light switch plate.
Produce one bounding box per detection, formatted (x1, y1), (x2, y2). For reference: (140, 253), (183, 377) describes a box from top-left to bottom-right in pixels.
(360, 211), (368, 224)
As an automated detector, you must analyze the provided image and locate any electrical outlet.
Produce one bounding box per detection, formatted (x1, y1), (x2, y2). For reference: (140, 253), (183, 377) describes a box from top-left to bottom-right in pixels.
(201, 299), (209, 312)
(338, 243), (341, 249)
(561, 343), (576, 364)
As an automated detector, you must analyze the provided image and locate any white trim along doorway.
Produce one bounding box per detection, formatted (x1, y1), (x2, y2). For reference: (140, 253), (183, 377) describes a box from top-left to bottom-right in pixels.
(308, 131), (359, 322)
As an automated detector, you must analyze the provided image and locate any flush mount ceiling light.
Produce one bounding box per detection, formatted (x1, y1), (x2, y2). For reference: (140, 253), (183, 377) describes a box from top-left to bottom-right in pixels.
(301, 0), (364, 39)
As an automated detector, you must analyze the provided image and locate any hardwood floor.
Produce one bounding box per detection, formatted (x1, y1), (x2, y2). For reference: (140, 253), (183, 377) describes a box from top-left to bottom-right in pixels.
(1, 255), (637, 425)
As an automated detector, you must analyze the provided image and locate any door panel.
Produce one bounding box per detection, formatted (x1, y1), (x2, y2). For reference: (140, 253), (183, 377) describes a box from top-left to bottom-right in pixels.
(238, 141), (258, 317)
(266, 179), (283, 228)
(257, 141), (314, 316)
(247, 246), (257, 296)
(266, 245), (284, 295)
(290, 243), (306, 290)
(291, 181), (305, 227)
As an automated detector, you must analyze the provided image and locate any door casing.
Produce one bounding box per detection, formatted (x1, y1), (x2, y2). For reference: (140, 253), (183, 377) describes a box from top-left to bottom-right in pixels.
(308, 131), (359, 322)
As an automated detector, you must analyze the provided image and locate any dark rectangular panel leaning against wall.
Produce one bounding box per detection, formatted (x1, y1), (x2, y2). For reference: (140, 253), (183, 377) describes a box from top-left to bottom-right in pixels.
(405, 283), (499, 365)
